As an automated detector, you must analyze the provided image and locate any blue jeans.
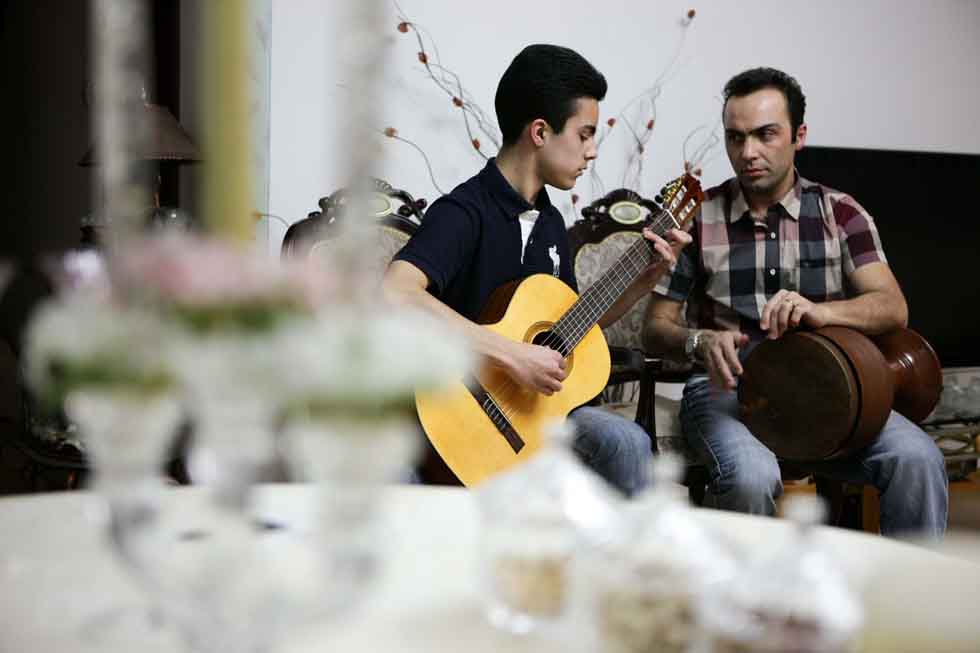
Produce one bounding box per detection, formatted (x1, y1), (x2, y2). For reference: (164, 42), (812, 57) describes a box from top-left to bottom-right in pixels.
(569, 406), (652, 497)
(680, 375), (948, 538)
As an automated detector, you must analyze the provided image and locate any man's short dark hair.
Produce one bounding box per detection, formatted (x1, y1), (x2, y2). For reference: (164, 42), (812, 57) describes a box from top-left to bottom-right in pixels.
(495, 44), (607, 146)
(723, 67), (806, 140)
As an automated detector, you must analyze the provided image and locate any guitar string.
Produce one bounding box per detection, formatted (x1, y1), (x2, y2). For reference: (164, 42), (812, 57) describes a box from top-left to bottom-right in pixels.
(484, 241), (662, 425)
(548, 206), (683, 351)
(547, 205), (680, 350)
(485, 203), (685, 424)
(484, 201), (689, 425)
(480, 184), (698, 425)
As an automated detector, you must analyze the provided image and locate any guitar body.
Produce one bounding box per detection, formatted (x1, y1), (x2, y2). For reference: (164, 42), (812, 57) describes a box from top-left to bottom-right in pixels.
(416, 274), (610, 487)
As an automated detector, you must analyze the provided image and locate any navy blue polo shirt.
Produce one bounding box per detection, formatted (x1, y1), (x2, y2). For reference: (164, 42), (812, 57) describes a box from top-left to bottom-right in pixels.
(394, 158), (577, 322)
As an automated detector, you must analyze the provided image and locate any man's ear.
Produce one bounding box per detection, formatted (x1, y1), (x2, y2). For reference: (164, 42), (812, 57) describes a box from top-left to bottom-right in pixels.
(529, 118), (549, 147)
(794, 123), (807, 151)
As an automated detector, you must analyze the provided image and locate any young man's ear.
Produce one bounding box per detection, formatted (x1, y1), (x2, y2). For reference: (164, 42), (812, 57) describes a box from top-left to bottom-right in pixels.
(529, 118), (549, 147)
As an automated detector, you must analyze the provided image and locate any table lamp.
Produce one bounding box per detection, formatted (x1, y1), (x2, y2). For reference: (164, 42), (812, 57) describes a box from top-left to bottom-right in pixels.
(78, 101), (200, 245)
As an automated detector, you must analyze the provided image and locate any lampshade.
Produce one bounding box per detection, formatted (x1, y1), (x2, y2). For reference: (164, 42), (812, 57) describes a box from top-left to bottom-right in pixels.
(78, 103), (200, 166)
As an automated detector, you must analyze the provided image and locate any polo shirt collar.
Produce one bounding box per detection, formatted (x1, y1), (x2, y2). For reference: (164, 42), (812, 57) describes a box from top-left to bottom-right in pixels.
(480, 158), (554, 221)
(728, 170), (803, 223)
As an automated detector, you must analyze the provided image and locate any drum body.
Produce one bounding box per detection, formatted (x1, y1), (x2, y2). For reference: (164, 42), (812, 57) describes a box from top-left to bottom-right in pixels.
(739, 327), (899, 461)
(739, 326), (941, 462)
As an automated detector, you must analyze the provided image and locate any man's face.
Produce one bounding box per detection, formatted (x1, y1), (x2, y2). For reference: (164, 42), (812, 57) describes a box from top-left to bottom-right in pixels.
(723, 88), (806, 198)
(538, 97), (599, 190)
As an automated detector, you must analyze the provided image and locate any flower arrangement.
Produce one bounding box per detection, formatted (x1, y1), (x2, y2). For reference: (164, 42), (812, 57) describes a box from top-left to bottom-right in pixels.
(275, 307), (471, 420)
(113, 233), (336, 334)
(25, 291), (177, 409)
(24, 232), (471, 429)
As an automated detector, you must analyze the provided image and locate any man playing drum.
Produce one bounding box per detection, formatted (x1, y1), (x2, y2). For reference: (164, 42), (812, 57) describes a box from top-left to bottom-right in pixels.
(642, 67), (947, 538)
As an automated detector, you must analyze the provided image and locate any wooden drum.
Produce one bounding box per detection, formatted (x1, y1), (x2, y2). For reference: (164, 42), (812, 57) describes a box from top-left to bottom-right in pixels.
(738, 326), (942, 462)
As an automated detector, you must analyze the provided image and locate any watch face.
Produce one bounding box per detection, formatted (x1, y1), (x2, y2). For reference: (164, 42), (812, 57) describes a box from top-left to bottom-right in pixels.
(685, 331), (700, 360)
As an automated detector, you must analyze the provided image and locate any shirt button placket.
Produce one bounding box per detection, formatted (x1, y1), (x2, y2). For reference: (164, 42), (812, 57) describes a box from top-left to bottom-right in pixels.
(764, 208), (781, 295)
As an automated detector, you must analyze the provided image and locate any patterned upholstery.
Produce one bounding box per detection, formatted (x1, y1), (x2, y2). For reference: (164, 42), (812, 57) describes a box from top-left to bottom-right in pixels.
(568, 190), (698, 463)
(573, 231), (649, 352)
(308, 223), (415, 287)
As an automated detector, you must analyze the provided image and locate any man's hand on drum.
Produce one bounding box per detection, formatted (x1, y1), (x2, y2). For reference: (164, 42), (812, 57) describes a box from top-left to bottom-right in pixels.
(699, 330), (749, 390)
(759, 290), (829, 340)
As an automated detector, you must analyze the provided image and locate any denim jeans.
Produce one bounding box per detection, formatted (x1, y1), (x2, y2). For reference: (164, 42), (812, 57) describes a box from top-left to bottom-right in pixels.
(569, 406), (652, 497)
(680, 375), (948, 538)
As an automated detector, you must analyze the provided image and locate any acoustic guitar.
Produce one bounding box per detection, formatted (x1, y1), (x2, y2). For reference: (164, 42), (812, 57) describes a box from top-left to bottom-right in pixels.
(416, 174), (704, 486)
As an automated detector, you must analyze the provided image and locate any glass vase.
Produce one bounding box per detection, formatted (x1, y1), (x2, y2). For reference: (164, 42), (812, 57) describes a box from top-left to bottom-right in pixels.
(64, 388), (184, 645)
(174, 395), (284, 651)
(282, 413), (420, 617)
(66, 389), (183, 573)
(185, 396), (278, 512)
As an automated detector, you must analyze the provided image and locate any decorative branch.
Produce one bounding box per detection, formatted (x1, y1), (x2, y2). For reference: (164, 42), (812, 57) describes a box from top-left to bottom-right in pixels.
(384, 3), (712, 218)
(394, 1), (500, 156)
(681, 96), (724, 178)
(584, 8), (697, 201)
(381, 127), (447, 195)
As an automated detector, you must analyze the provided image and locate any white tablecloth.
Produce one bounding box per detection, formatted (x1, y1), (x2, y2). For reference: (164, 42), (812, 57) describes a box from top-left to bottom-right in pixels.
(1, 485), (978, 652)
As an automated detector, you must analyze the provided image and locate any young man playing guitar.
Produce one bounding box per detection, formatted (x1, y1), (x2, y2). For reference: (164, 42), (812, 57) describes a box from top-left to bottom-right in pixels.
(643, 67), (947, 537)
(383, 44), (690, 495)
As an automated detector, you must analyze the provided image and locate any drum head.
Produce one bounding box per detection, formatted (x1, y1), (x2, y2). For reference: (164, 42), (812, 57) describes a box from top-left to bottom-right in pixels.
(738, 332), (859, 461)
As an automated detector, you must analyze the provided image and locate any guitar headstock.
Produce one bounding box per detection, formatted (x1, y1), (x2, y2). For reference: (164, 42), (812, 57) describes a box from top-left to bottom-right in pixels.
(656, 173), (705, 230)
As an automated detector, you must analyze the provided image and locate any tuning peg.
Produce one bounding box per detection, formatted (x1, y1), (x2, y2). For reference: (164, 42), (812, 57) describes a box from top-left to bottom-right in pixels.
(655, 195), (663, 204)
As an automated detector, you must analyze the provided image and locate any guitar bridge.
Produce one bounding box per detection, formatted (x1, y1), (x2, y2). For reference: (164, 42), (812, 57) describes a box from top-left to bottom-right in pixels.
(464, 377), (525, 454)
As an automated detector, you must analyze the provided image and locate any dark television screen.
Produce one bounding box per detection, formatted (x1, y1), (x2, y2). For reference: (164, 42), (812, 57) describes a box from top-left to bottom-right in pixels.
(795, 146), (980, 368)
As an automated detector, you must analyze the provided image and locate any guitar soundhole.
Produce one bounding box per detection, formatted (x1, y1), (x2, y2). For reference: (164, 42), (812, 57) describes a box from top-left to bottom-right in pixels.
(532, 330), (570, 357)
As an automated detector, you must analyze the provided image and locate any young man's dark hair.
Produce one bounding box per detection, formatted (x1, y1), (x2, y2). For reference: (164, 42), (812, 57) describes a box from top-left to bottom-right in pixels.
(494, 44), (607, 146)
(722, 67), (807, 140)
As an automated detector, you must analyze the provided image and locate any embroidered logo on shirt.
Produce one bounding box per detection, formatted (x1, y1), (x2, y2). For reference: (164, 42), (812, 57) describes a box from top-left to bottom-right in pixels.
(548, 245), (560, 277)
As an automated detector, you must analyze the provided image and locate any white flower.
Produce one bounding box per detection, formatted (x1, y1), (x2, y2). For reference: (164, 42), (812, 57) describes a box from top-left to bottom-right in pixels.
(275, 306), (472, 417)
(168, 323), (300, 410)
(24, 290), (177, 401)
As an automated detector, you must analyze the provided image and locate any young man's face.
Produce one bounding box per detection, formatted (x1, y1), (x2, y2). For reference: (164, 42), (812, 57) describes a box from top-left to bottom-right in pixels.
(723, 88), (806, 200)
(538, 97), (599, 190)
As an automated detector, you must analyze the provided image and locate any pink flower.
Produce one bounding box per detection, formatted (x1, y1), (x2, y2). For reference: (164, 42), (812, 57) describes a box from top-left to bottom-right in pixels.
(114, 234), (337, 313)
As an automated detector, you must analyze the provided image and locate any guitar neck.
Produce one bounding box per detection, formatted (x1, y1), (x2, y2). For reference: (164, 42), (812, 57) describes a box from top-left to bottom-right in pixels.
(554, 206), (681, 354)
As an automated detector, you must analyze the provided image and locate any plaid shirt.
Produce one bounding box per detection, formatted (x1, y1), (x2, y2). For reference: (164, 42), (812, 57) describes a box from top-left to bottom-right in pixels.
(654, 173), (887, 343)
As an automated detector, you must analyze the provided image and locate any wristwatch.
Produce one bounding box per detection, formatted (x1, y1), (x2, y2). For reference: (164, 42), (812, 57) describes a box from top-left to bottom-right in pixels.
(684, 329), (704, 363)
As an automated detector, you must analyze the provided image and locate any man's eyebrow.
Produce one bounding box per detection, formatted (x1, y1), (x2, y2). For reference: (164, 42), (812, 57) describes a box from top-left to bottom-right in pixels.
(726, 123), (781, 137)
(580, 125), (596, 136)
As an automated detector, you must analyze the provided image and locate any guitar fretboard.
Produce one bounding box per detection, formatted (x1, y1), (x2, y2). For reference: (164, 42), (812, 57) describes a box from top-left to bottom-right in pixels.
(552, 205), (681, 355)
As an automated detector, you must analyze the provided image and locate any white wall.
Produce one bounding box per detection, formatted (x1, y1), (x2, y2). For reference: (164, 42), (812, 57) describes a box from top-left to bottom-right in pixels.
(268, 0), (980, 251)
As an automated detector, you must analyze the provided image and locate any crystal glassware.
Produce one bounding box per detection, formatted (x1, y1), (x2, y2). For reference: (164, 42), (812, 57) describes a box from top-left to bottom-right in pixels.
(477, 421), (623, 635)
(64, 389), (184, 644)
(595, 454), (737, 653)
(694, 495), (864, 652)
(281, 413), (420, 618)
(66, 389), (183, 574)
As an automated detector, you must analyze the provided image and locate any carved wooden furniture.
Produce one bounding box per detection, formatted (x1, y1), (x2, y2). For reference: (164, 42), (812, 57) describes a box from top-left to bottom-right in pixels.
(568, 188), (696, 455)
(281, 178), (427, 271)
